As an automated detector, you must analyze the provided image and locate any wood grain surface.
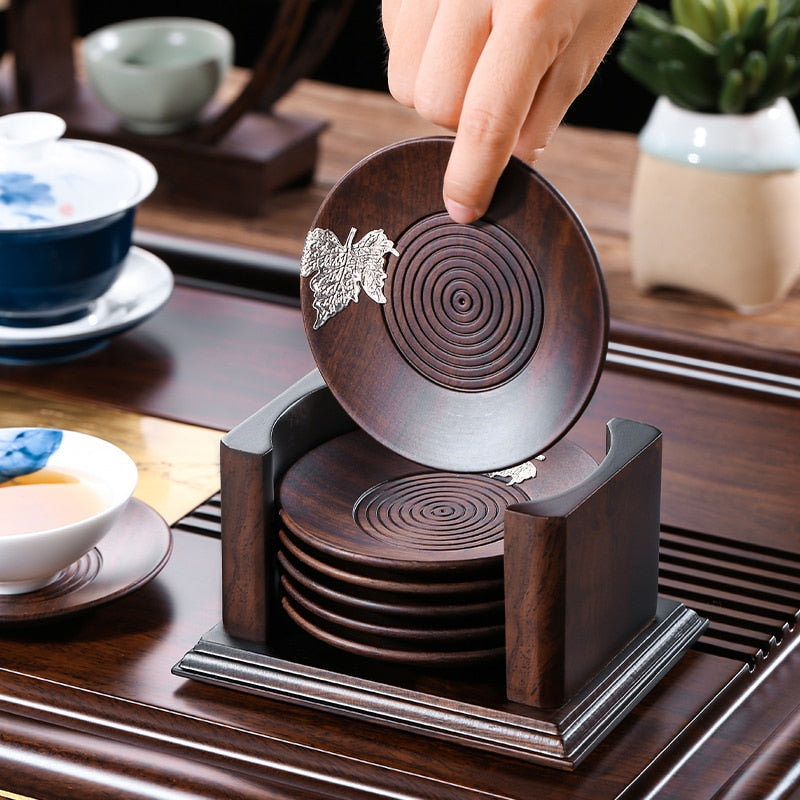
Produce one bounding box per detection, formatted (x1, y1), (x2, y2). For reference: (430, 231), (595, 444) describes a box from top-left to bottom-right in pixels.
(0, 286), (317, 432)
(0, 284), (796, 797)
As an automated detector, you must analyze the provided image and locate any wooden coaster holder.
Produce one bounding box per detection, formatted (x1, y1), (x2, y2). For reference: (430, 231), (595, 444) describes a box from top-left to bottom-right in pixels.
(174, 370), (706, 768)
(2, 0), (354, 215)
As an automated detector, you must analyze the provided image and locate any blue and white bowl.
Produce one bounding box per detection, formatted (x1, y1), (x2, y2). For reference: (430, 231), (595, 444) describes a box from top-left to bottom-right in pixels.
(0, 112), (157, 327)
(0, 427), (138, 594)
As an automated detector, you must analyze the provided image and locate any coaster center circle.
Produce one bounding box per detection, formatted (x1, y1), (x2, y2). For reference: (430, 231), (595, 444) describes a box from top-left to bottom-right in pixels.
(384, 213), (544, 392)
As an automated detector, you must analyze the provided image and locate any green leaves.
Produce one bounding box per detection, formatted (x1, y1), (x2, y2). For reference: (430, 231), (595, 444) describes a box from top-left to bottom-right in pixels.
(672, 0), (719, 40)
(620, 0), (800, 112)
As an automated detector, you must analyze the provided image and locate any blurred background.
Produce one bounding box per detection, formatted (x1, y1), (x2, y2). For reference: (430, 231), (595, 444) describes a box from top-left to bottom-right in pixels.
(0, 0), (666, 132)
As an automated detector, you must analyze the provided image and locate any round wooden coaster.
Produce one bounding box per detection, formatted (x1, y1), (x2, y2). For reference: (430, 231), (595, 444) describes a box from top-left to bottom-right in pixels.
(278, 528), (503, 595)
(282, 595), (506, 666)
(0, 499), (171, 623)
(281, 574), (505, 645)
(278, 429), (598, 572)
(276, 549), (505, 623)
(300, 137), (608, 471)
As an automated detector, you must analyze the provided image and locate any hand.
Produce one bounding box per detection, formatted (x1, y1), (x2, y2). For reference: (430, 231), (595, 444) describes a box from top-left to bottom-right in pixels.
(382, 0), (635, 223)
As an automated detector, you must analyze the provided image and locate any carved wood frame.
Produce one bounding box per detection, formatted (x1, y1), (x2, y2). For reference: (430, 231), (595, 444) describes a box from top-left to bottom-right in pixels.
(174, 371), (706, 768)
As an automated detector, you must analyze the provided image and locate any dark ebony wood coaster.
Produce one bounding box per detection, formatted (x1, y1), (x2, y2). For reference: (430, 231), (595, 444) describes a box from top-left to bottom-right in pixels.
(281, 595), (506, 666)
(278, 528), (504, 595)
(0, 499), (171, 623)
(299, 137), (608, 471)
(281, 574), (505, 644)
(275, 549), (505, 623)
(278, 429), (598, 573)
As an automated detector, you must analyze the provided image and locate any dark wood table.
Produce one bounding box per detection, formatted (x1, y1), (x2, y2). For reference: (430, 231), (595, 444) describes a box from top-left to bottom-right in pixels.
(0, 80), (798, 799)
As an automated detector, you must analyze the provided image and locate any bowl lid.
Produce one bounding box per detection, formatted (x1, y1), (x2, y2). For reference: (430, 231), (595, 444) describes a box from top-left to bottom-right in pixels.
(300, 137), (608, 472)
(0, 112), (157, 231)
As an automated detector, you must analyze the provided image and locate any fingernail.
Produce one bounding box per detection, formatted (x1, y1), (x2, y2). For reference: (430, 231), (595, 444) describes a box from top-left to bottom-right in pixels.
(445, 199), (480, 225)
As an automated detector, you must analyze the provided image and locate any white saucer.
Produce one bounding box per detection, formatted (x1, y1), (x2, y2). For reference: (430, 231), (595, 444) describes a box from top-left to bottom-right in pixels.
(0, 247), (173, 363)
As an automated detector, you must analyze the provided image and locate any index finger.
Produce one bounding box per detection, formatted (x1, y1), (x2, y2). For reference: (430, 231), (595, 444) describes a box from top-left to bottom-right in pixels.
(444, 5), (576, 223)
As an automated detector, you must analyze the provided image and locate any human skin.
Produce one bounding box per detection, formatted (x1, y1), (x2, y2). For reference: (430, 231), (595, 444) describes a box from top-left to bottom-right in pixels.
(382, 0), (636, 223)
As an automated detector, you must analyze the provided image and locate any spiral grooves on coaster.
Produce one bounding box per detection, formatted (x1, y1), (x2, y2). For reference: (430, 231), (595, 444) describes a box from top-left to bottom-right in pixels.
(355, 472), (529, 551)
(384, 213), (544, 392)
(39, 549), (102, 598)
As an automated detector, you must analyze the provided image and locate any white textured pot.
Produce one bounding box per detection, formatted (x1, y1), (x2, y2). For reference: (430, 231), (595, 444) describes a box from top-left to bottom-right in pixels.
(630, 96), (800, 313)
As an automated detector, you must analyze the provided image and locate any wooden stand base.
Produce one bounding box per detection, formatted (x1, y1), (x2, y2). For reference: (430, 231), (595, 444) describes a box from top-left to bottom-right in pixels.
(0, 70), (325, 217)
(54, 86), (326, 216)
(173, 598), (705, 770)
(172, 370), (707, 769)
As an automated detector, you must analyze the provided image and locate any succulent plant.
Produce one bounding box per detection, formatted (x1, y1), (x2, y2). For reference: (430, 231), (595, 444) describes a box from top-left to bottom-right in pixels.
(618, 0), (800, 113)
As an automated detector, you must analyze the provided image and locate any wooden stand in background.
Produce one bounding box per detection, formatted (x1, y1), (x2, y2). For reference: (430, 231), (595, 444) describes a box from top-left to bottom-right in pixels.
(3, 0), (354, 215)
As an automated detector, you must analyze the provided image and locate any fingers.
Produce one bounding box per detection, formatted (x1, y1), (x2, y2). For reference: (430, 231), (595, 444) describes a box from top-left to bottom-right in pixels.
(384, 0), (440, 109)
(413, 1), (491, 130)
(513, 0), (636, 163)
(443, 2), (578, 222)
(381, 0), (403, 45)
(383, 0), (636, 225)
(385, 0), (494, 134)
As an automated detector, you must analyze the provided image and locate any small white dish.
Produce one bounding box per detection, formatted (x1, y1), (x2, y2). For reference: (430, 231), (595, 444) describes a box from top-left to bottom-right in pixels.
(0, 246), (173, 363)
(0, 499), (172, 622)
(0, 428), (138, 594)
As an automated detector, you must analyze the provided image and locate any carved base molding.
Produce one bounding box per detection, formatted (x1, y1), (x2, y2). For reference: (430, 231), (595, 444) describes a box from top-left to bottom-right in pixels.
(174, 597), (705, 770)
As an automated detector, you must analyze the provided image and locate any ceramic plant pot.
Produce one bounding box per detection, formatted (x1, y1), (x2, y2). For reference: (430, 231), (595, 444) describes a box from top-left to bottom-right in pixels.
(630, 96), (800, 313)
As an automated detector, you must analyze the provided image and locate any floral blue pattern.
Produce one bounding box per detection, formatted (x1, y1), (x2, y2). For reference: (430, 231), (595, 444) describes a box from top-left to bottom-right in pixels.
(0, 429), (63, 484)
(0, 172), (56, 224)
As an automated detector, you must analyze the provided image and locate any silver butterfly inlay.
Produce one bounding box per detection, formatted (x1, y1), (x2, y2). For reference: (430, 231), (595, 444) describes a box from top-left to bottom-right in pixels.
(300, 227), (399, 329)
(487, 455), (546, 485)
